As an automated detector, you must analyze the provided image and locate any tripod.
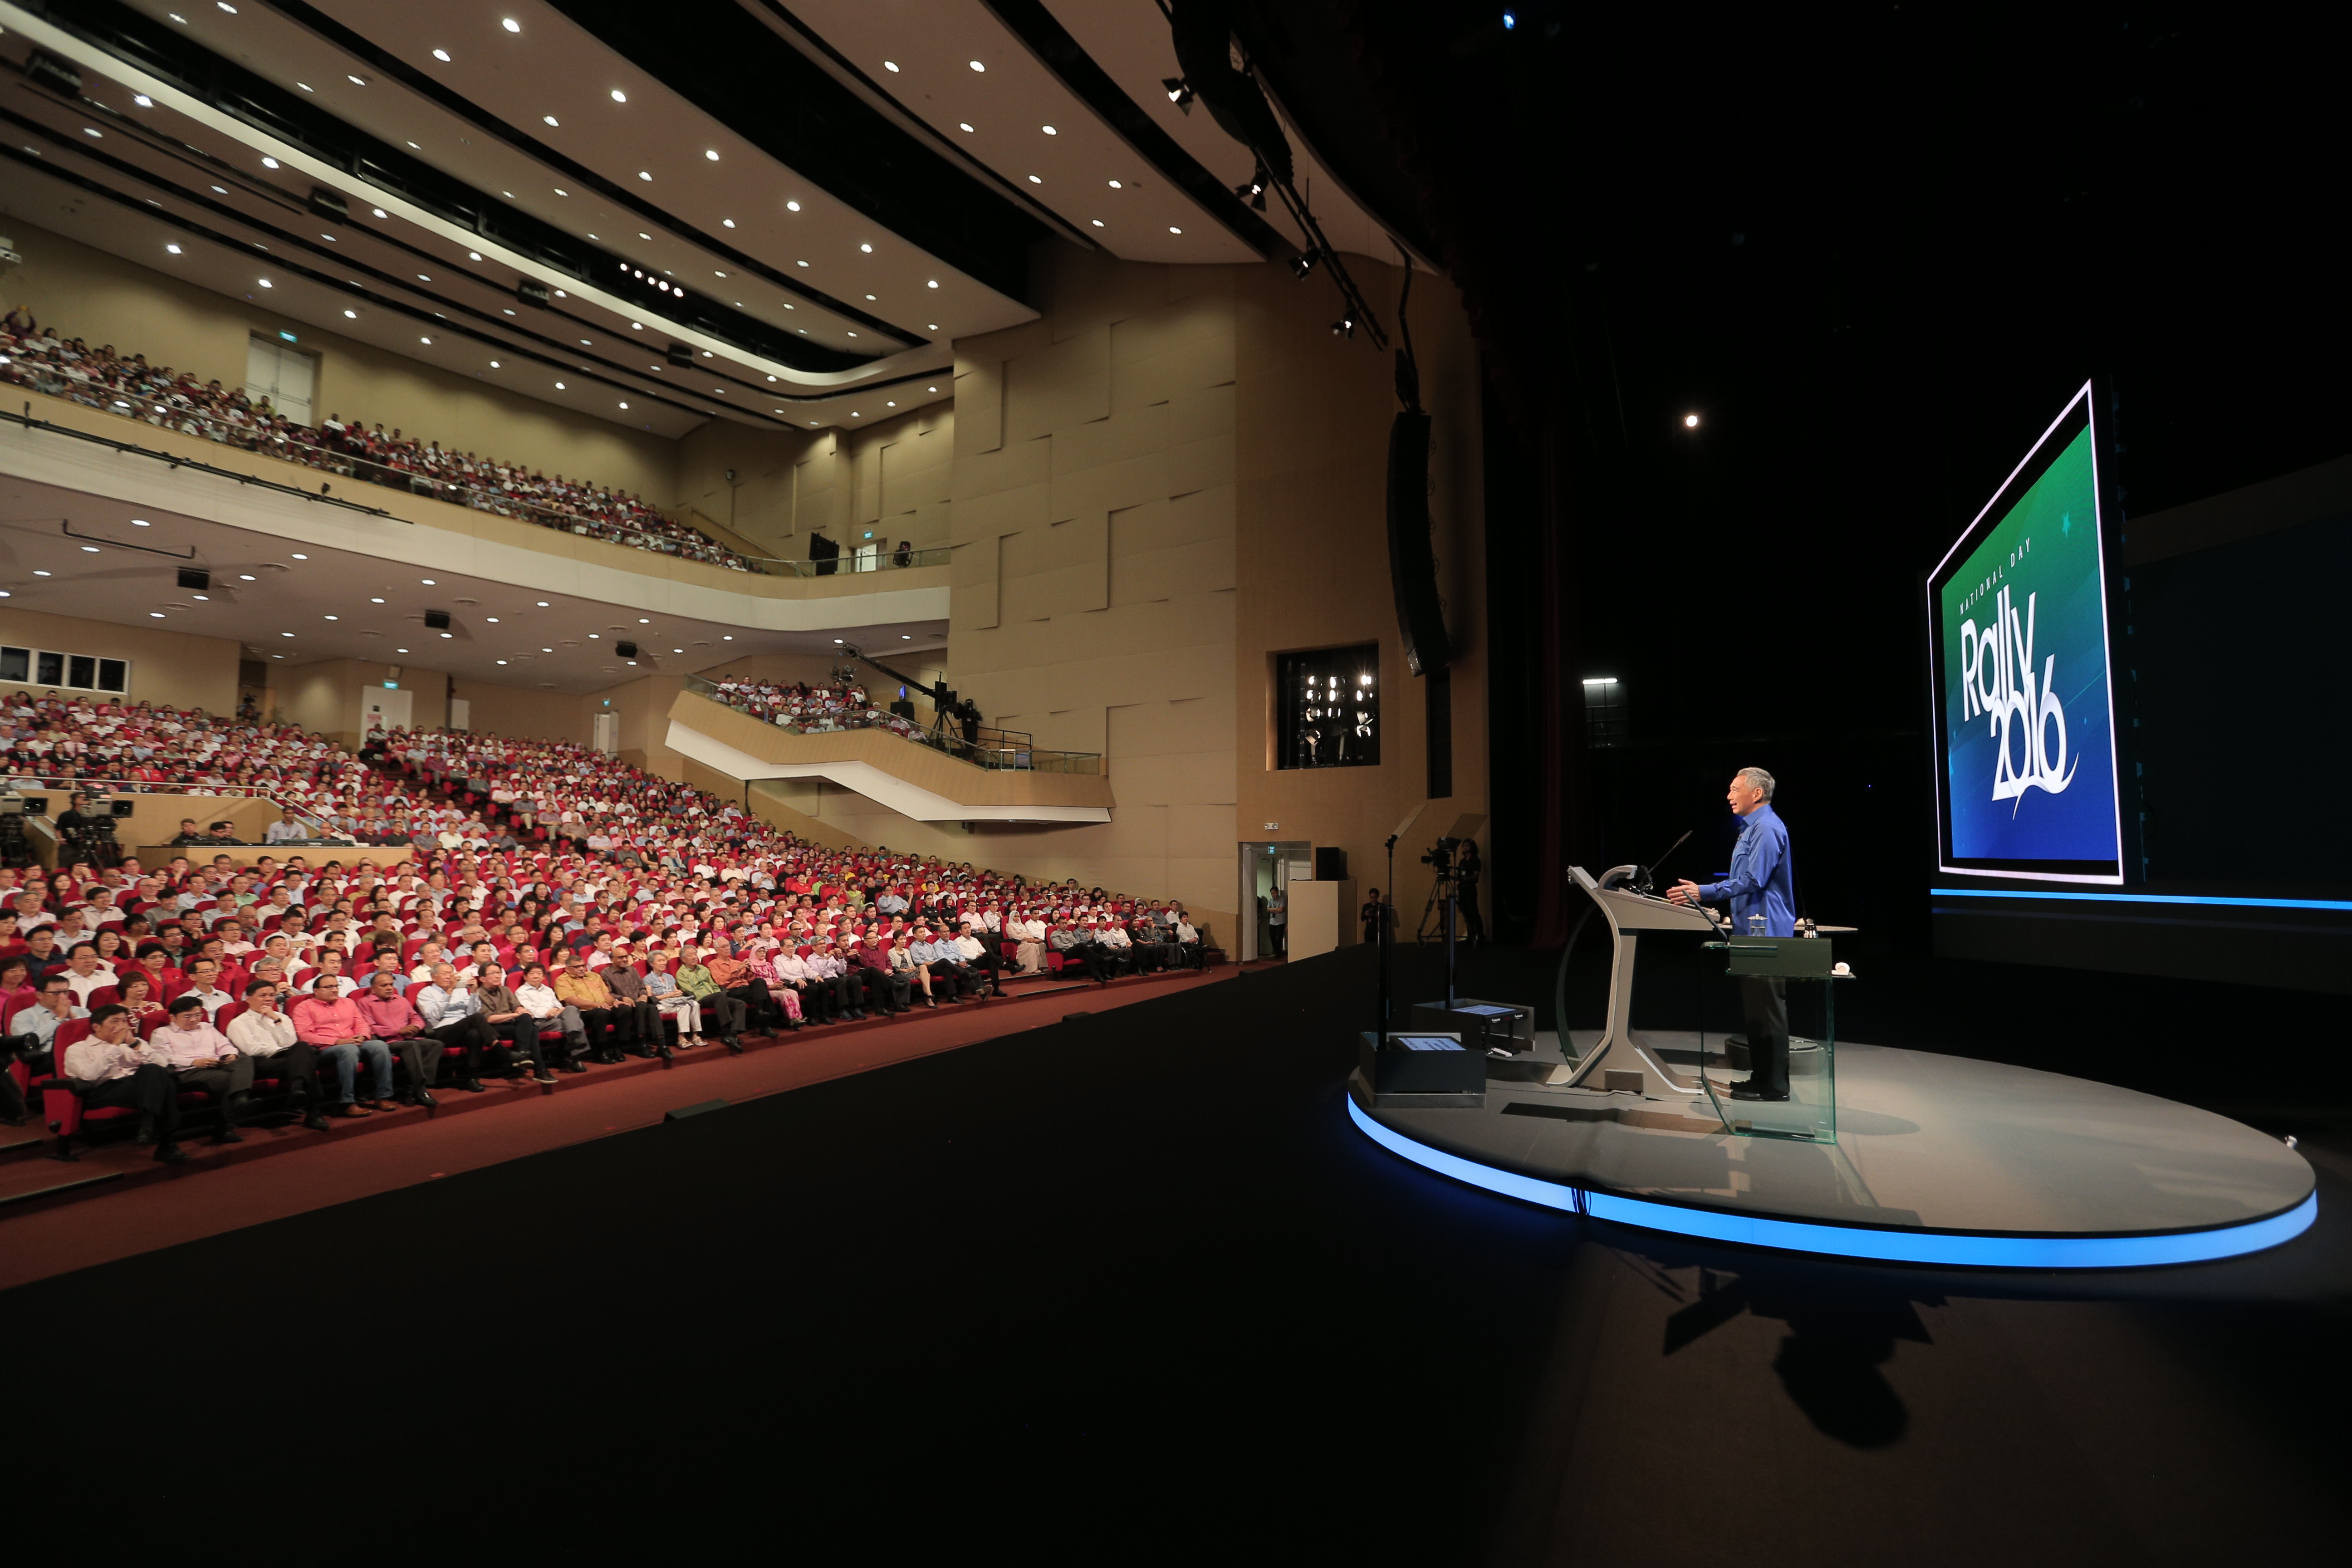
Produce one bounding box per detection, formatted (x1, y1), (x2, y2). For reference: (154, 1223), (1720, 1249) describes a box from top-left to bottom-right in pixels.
(1416, 868), (1464, 943)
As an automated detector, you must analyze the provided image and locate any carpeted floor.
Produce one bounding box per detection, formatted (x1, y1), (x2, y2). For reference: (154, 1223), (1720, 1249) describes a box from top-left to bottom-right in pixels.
(11, 943), (2346, 1563)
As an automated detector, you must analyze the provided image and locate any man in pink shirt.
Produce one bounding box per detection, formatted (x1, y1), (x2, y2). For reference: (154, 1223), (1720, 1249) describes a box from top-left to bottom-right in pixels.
(147, 993), (251, 1144)
(352, 970), (443, 1107)
(288, 974), (402, 1113)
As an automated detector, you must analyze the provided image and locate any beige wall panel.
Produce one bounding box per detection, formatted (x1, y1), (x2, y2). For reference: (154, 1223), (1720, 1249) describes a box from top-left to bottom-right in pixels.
(1003, 325), (1111, 445)
(878, 426), (953, 516)
(850, 439), (883, 526)
(676, 421), (824, 553)
(997, 517), (1107, 623)
(1111, 535), (1235, 607)
(452, 678), (590, 745)
(952, 436), (1053, 503)
(1049, 398), (1168, 481)
(1164, 381), (1238, 448)
(1109, 695), (1238, 760)
(0, 606), (240, 714)
(952, 478), (1051, 539)
(1049, 250), (1175, 341)
(3, 220), (680, 505)
(689, 650), (858, 687)
(952, 358), (1005, 457)
(1166, 803), (1240, 859)
(1166, 431), (1240, 499)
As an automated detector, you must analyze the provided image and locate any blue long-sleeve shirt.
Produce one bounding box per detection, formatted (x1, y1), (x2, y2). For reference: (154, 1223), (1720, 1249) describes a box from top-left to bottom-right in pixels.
(1697, 803), (1795, 938)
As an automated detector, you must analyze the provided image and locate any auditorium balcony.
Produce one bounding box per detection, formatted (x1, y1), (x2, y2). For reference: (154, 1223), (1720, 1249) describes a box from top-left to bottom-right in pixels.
(0, 390), (948, 636)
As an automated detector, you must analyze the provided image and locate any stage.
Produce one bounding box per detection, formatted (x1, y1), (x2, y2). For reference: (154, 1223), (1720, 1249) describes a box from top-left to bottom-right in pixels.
(1351, 1029), (2317, 1268)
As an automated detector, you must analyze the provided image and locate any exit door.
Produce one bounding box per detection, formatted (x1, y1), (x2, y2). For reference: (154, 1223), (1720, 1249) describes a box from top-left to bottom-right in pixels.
(593, 712), (620, 755)
(245, 334), (316, 426)
(361, 687), (412, 738)
(1237, 840), (1313, 962)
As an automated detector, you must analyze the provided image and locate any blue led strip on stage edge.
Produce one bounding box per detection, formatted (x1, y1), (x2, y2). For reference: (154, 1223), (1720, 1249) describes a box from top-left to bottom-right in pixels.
(1346, 1097), (2318, 1269)
(1931, 887), (2352, 912)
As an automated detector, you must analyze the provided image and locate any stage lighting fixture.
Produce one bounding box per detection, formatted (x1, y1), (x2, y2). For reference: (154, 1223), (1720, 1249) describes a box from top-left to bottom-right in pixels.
(1235, 163), (1269, 211)
(1332, 315), (1356, 339)
(1162, 76), (1195, 113)
(1684, 413), (1700, 428)
(1290, 250), (1319, 280)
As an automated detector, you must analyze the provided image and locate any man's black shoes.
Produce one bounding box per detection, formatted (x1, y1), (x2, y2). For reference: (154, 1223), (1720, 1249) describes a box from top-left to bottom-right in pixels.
(303, 1110), (332, 1131)
(1728, 1082), (1789, 1102)
(153, 1142), (188, 1165)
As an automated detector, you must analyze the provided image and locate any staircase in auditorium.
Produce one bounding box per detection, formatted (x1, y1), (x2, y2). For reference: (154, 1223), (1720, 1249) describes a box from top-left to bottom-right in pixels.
(664, 690), (1114, 825)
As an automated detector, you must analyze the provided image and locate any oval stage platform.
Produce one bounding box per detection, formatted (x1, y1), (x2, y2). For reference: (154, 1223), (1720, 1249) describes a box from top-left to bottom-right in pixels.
(1349, 1034), (2317, 1268)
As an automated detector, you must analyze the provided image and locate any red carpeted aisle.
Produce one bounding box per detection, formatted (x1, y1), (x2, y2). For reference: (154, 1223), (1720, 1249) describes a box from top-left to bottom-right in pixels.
(0, 965), (1247, 1290)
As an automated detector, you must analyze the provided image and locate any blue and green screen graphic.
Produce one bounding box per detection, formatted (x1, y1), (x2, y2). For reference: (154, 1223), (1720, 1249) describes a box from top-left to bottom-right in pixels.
(1928, 384), (2124, 882)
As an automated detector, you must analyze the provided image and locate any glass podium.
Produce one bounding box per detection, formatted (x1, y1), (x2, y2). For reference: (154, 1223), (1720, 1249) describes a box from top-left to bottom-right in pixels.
(1694, 936), (1842, 1143)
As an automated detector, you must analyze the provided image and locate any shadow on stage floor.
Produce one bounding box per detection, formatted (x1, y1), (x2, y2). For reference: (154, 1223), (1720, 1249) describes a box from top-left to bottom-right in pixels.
(11, 943), (2347, 1564)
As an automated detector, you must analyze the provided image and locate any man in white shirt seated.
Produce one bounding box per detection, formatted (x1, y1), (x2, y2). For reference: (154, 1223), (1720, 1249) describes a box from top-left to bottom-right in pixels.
(64, 1004), (188, 1163)
(951, 929), (1005, 996)
(58, 942), (116, 1006)
(223, 978), (335, 1131)
(264, 807), (311, 844)
(176, 956), (238, 1021)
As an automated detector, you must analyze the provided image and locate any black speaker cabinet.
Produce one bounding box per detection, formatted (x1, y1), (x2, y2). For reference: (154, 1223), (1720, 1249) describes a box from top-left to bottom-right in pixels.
(1357, 1031), (1484, 1107)
(1314, 846), (1347, 881)
(1411, 998), (1534, 1055)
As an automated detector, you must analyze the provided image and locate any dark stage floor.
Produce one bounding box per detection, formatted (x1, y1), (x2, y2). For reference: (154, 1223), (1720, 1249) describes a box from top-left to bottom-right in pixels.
(13, 943), (2347, 1563)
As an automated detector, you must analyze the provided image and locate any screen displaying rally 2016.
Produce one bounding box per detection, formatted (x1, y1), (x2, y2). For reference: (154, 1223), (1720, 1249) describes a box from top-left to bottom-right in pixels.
(1926, 382), (2125, 884)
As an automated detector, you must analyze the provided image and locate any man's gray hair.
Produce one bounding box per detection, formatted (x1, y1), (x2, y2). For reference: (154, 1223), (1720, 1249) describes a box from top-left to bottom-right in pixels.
(1737, 766), (1776, 800)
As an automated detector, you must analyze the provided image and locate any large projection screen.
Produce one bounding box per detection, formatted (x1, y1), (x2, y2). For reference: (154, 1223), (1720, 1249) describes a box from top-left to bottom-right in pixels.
(1926, 382), (2124, 884)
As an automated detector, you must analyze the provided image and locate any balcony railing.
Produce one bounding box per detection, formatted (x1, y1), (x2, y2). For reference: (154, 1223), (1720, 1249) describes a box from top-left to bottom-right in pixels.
(684, 676), (1102, 774)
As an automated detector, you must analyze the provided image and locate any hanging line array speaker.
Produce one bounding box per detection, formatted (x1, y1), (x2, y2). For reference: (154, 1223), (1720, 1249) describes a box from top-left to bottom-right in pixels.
(1386, 409), (1450, 676)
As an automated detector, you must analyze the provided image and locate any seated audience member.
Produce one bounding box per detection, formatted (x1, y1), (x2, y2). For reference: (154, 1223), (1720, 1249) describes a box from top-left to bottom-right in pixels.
(473, 960), (555, 1083)
(176, 956), (238, 1020)
(852, 932), (910, 1013)
(888, 933), (936, 1006)
(1049, 920), (1111, 984)
(553, 954), (630, 1062)
(641, 949), (708, 1049)
(672, 950), (747, 1050)
(1174, 911), (1203, 968)
(952, 926), (1005, 994)
(224, 978), (337, 1129)
(598, 947), (672, 1057)
(514, 962), (591, 1072)
(147, 994), (250, 1144)
(1011, 913), (1048, 976)
(351, 970), (443, 1107)
(64, 1004), (187, 1163)
(289, 974), (401, 1113)
(412, 963), (495, 1092)
(909, 927), (980, 1000)
(701, 937), (780, 1032)
(59, 942), (115, 1006)
(13, 973), (87, 1068)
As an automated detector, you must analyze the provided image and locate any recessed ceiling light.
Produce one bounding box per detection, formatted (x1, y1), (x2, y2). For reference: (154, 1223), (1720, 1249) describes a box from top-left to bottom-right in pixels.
(348, 75), (367, 86)
(83, 127), (103, 138)
(149, 612), (166, 619)
(433, 49), (451, 62)
(131, 518), (150, 527)
(468, 250), (482, 261)
(723, 635), (733, 641)
(638, 618), (650, 624)
(440, 632), (452, 639)
(295, 83), (313, 93)
(488, 360), (500, 368)
(496, 659), (509, 666)
(216, 1), (236, 11)
(536, 601), (550, 607)
(860, 243), (873, 253)
(544, 115), (559, 127)
(610, 88), (628, 103)
(637, 171), (652, 181)
(395, 648), (408, 654)
(714, 270), (727, 278)
(864, 293), (877, 301)
(541, 647), (553, 653)
(959, 122), (974, 132)
(884, 60), (900, 72)
(796, 260), (808, 267)
(785, 200), (802, 213)
(846, 332), (857, 338)
(420, 578), (435, 585)
(1028, 175), (1042, 185)
(887, 401), (896, 407)
(589, 634), (600, 639)
(1043, 125), (1058, 135)
(928, 386), (937, 392)
(257, 279), (273, 288)
(33, 570), (51, 577)
(705, 149), (720, 161)
(323, 614), (339, 621)
(260, 156), (279, 169)
(503, 17), (522, 32)
(419, 336), (431, 344)
(580, 338), (592, 346)
(280, 632), (294, 638)
(486, 617), (500, 623)
(902, 635), (913, 641)
(617, 402), (628, 410)
(239, 574), (255, 581)
(291, 553), (309, 560)
(1169, 226), (1184, 235)
(1091, 220), (1104, 228)
(417, 274), (431, 282)
(211, 185), (227, 193)
(555, 382), (565, 389)
(1108, 180), (1123, 189)
(722, 218), (735, 228)
(372, 206), (387, 218)
(166, 244), (183, 255)
(969, 60), (985, 71)
(370, 597), (385, 603)
(193, 594), (209, 602)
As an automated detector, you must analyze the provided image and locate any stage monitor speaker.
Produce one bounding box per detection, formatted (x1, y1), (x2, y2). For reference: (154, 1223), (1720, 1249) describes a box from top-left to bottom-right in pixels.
(1314, 846), (1347, 881)
(1386, 410), (1450, 676)
(423, 609), (451, 631)
(176, 567), (211, 592)
(615, 640), (639, 659)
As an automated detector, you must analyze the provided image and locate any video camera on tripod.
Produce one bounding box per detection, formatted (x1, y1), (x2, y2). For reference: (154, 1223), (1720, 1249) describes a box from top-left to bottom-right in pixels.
(0, 790), (43, 870)
(1419, 836), (1465, 878)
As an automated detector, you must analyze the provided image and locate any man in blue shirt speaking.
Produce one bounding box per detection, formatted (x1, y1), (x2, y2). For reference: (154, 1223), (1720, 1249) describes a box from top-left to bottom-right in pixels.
(1666, 767), (1795, 1101)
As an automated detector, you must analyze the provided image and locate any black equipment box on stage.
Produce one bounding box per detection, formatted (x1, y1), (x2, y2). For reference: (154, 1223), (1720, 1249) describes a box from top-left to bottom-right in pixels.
(1410, 998), (1534, 1054)
(1358, 1030), (1484, 1107)
(1712, 937), (1835, 978)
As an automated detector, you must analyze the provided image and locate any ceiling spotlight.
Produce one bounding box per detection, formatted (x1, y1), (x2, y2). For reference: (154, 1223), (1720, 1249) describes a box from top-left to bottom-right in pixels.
(150, 612), (167, 619)
(860, 243), (873, 253)
(432, 48), (451, 62)
(544, 115), (559, 126)
(344, 309), (357, 318)
(260, 156), (280, 169)
(258, 279), (273, 289)
(1091, 220), (1104, 228)
(488, 360), (500, 368)
(1107, 180), (1122, 189)
(786, 200), (802, 212)
(1684, 413), (1700, 428)
(1168, 226), (1183, 235)
(1289, 249), (1319, 279)
(1042, 124), (1057, 136)
(134, 93), (153, 107)
(1163, 77), (1195, 112)
(705, 149), (720, 161)
(502, 17), (521, 32)
(637, 171), (652, 181)
(372, 206), (388, 218)
(1332, 314), (1356, 339)
(958, 122), (974, 133)
(166, 244), (183, 255)
(610, 88), (627, 103)
(618, 402), (629, 409)
(1236, 162), (1269, 211)
(370, 597), (385, 603)
(1028, 175), (1042, 185)
(554, 382), (566, 389)
(969, 59), (986, 71)
(347, 74), (367, 86)
(723, 218), (736, 228)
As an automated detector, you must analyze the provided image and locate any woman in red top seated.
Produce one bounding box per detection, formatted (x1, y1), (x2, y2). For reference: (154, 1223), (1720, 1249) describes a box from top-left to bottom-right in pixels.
(113, 972), (164, 1025)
